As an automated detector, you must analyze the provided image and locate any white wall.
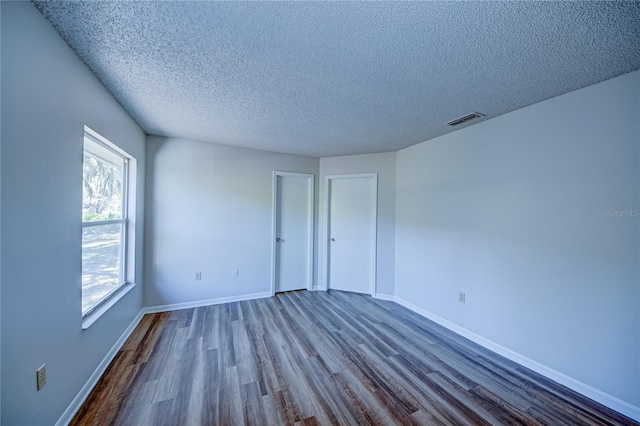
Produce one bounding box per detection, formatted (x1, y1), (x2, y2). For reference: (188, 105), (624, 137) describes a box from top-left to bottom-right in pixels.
(144, 136), (319, 307)
(395, 71), (640, 409)
(319, 153), (396, 296)
(1, 3), (637, 422)
(1, 3), (146, 425)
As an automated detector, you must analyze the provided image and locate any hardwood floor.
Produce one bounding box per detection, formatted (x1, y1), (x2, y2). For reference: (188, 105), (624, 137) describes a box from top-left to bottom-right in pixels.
(71, 290), (638, 425)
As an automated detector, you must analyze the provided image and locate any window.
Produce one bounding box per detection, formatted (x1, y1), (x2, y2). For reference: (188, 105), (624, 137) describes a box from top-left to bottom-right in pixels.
(82, 128), (132, 318)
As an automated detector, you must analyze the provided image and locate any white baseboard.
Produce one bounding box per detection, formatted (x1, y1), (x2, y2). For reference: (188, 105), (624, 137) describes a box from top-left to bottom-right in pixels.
(142, 291), (272, 314)
(373, 293), (396, 301)
(55, 290), (639, 424)
(393, 296), (640, 422)
(55, 291), (273, 425)
(55, 310), (145, 426)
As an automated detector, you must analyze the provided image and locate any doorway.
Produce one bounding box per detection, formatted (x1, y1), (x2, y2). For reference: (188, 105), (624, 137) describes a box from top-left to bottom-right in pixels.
(323, 173), (377, 294)
(272, 172), (314, 294)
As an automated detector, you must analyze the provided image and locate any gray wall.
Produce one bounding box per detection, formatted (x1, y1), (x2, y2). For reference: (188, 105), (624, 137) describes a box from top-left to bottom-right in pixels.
(1, 3), (146, 424)
(395, 71), (640, 407)
(144, 136), (319, 307)
(319, 153), (396, 296)
(1, 1), (637, 421)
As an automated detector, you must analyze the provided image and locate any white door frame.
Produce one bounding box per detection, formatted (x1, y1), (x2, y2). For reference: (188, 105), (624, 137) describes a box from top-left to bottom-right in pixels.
(322, 173), (378, 295)
(271, 171), (315, 295)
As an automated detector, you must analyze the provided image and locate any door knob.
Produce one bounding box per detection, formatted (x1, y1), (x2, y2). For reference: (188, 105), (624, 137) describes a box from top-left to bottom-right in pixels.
(330, 238), (335, 242)
(276, 237), (283, 242)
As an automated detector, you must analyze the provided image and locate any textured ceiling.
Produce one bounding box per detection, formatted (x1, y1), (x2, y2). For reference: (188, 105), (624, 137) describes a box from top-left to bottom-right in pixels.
(34, 1), (640, 158)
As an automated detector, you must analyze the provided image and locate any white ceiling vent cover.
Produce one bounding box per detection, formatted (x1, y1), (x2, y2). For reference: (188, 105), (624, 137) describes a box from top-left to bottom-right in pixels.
(446, 112), (485, 126)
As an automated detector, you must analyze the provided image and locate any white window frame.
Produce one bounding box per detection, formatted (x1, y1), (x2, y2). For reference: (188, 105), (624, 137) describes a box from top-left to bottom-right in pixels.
(81, 126), (136, 327)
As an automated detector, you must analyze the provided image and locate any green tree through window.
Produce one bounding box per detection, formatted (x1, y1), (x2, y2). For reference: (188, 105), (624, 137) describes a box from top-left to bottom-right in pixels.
(81, 131), (129, 316)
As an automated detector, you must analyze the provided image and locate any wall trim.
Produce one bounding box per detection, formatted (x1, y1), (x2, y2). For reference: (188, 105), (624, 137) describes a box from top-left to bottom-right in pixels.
(57, 291), (273, 425)
(55, 310), (145, 426)
(393, 296), (640, 422)
(56, 290), (639, 424)
(142, 291), (272, 314)
(373, 293), (395, 301)
(81, 283), (136, 330)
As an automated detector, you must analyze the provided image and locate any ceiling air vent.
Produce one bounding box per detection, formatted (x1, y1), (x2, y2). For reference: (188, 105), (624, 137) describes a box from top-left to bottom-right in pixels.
(446, 112), (485, 126)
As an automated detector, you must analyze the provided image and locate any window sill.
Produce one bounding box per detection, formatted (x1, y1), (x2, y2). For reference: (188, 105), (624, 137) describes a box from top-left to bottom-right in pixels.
(82, 283), (137, 330)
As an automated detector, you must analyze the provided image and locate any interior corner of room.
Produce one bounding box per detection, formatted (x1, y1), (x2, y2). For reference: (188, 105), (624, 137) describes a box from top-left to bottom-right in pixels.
(1, 1), (639, 425)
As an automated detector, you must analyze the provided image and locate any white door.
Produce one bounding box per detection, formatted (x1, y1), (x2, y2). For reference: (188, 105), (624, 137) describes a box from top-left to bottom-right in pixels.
(273, 172), (314, 293)
(326, 174), (377, 294)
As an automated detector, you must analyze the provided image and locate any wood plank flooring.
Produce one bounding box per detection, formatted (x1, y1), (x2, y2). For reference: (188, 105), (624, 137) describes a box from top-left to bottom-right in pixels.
(71, 290), (638, 425)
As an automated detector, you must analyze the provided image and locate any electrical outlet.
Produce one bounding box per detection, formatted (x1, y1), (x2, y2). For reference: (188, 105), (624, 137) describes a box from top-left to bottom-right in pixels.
(195, 272), (202, 281)
(36, 364), (47, 390)
(458, 292), (466, 303)
(232, 269), (239, 277)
